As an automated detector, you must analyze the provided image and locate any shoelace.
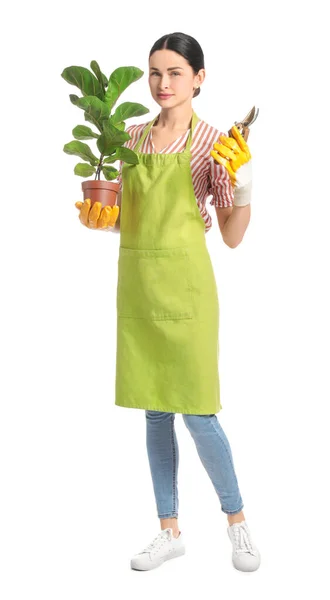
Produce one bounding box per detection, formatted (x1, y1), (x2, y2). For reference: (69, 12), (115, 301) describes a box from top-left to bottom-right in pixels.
(141, 529), (171, 553)
(231, 523), (257, 556)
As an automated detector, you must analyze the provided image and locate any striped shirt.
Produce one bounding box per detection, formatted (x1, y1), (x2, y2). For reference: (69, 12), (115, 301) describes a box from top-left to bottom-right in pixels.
(117, 116), (234, 233)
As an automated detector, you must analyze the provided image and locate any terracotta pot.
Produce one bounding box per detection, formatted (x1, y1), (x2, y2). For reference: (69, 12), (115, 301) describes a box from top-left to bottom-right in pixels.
(81, 180), (119, 208)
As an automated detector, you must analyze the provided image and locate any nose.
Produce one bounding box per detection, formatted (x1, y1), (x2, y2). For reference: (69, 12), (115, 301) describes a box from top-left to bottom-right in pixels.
(156, 75), (171, 92)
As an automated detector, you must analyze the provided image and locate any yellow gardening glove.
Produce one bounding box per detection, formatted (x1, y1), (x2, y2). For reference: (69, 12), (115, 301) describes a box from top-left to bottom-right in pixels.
(75, 198), (120, 231)
(210, 125), (252, 206)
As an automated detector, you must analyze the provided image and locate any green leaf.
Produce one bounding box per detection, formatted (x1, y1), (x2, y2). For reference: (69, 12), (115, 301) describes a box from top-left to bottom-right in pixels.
(73, 96), (110, 133)
(69, 94), (80, 106)
(111, 102), (149, 124)
(104, 146), (139, 165)
(102, 147), (117, 158)
(90, 60), (108, 90)
(114, 121), (126, 131)
(84, 112), (103, 134)
(72, 125), (99, 140)
(61, 66), (104, 100)
(116, 146), (139, 164)
(75, 95), (109, 122)
(68, 95), (104, 133)
(104, 66), (144, 111)
(97, 120), (131, 155)
(74, 163), (96, 177)
(102, 166), (119, 181)
(63, 140), (99, 166)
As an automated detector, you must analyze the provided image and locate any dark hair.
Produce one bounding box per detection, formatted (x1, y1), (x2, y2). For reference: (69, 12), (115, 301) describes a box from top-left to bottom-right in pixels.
(149, 32), (204, 98)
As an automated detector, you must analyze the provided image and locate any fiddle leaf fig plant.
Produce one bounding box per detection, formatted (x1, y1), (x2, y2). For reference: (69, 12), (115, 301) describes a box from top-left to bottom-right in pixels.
(61, 61), (150, 180)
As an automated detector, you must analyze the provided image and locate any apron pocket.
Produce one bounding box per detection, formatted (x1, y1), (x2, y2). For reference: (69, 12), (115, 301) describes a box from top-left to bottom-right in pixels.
(117, 247), (193, 320)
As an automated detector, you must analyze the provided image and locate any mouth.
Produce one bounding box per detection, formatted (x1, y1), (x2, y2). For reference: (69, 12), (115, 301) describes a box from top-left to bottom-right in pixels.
(157, 94), (173, 99)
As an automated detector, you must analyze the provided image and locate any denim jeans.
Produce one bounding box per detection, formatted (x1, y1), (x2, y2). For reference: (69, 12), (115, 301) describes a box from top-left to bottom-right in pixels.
(145, 410), (244, 518)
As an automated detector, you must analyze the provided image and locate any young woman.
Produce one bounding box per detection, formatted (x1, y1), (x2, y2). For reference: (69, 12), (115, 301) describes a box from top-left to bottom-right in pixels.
(76, 32), (260, 573)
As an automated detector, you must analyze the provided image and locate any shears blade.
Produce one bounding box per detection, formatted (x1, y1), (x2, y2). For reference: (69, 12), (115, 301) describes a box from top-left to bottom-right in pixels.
(228, 106), (259, 141)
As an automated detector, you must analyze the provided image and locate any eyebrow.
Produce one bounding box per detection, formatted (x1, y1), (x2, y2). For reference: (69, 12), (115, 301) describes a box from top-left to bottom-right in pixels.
(150, 66), (184, 71)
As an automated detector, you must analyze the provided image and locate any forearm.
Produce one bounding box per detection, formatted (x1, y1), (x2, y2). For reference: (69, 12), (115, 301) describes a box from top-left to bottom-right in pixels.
(223, 202), (251, 248)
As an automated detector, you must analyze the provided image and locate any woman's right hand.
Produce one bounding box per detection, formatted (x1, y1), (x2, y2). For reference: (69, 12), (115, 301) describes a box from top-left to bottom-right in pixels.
(75, 198), (120, 231)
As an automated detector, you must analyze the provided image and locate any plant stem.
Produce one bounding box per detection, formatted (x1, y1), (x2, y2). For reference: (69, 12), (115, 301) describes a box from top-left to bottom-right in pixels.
(95, 153), (104, 180)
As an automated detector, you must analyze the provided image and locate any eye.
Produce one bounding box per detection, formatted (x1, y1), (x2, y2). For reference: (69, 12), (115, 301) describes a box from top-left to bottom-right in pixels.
(150, 72), (180, 76)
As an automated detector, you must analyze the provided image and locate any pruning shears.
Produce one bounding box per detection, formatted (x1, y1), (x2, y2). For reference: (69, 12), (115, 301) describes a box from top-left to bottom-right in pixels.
(227, 106), (259, 142)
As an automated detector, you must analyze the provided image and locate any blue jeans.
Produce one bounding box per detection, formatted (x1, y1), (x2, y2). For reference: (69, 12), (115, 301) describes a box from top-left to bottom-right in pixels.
(145, 411), (244, 518)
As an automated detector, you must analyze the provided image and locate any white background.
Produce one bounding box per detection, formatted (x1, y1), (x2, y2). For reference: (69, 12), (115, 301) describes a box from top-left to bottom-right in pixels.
(1, 0), (329, 597)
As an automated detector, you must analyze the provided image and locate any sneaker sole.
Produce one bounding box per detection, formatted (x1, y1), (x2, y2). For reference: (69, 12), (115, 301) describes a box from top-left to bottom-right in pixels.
(131, 545), (186, 571)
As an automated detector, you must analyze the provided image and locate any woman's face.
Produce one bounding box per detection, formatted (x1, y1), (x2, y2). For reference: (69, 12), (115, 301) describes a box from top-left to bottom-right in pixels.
(148, 49), (204, 108)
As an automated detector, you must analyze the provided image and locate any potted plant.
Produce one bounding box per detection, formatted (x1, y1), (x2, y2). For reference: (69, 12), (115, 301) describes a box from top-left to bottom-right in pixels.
(61, 61), (150, 212)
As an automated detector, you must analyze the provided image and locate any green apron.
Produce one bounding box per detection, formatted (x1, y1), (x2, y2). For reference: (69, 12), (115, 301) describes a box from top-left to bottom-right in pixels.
(115, 110), (222, 415)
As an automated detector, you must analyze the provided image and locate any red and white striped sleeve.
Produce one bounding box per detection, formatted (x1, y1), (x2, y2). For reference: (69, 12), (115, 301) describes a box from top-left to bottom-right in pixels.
(208, 130), (234, 208)
(117, 123), (145, 192)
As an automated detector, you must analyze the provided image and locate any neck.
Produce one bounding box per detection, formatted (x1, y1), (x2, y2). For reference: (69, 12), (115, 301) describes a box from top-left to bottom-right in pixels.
(154, 105), (194, 131)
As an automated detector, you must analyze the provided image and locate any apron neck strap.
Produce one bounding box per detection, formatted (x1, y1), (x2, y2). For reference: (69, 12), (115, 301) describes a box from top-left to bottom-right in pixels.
(133, 110), (199, 154)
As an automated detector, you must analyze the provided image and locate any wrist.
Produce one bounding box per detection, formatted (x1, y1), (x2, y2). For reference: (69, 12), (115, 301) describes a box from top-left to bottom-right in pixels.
(233, 180), (252, 207)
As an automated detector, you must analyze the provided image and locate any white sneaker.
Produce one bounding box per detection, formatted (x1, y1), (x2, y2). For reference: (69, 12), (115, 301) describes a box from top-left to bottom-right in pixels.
(130, 527), (185, 571)
(227, 520), (261, 572)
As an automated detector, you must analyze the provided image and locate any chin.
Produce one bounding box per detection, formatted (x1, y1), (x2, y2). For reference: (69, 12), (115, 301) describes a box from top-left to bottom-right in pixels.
(155, 97), (176, 107)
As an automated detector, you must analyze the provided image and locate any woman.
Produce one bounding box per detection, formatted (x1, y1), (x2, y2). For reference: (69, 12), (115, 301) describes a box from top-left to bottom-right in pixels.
(76, 32), (260, 573)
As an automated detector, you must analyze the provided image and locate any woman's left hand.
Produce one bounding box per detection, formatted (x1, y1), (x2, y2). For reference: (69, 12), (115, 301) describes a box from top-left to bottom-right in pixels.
(210, 125), (252, 206)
